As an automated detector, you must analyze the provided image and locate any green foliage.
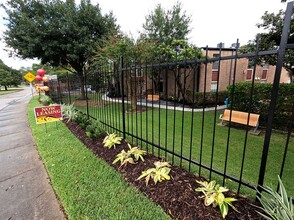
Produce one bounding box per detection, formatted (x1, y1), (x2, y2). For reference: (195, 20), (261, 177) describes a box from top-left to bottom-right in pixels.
(74, 112), (91, 129)
(103, 133), (123, 149)
(85, 121), (103, 139)
(227, 82), (294, 130)
(156, 39), (202, 63)
(2, 0), (118, 65)
(142, 2), (191, 45)
(137, 161), (171, 186)
(39, 94), (53, 105)
(113, 144), (146, 167)
(61, 104), (77, 122)
(2, 0), (119, 98)
(0, 60), (22, 90)
(96, 34), (135, 65)
(195, 180), (237, 219)
(185, 90), (228, 107)
(257, 176), (293, 220)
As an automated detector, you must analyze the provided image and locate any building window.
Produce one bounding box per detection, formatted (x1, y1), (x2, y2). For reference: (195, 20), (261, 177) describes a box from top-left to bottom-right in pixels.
(261, 69), (267, 80)
(212, 54), (220, 69)
(246, 69), (253, 80)
(212, 70), (219, 81)
(211, 82), (217, 92)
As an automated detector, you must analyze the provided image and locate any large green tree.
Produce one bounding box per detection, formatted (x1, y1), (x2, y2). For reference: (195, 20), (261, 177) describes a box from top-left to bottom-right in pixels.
(95, 33), (156, 110)
(2, 0), (118, 99)
(142, 2), (191, 45)
(142, 2), (201, 99)
(0, 59), (22, 90)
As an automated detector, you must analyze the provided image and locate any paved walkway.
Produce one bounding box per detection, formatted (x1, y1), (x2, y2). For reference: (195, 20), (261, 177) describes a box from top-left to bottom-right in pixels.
(0, 87), (65, 220)
(102, 93), (227, 112)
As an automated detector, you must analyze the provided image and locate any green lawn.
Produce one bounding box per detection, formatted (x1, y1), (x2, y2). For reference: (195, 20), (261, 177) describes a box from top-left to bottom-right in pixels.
(0, 87), (24, 95)
(69, 93), (293, 199)
(28, 97), (171, 220)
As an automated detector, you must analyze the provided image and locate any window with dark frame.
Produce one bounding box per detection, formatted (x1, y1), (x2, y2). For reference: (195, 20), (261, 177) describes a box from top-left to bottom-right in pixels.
(212, 70), (219, 81)
(261, 69), (267, 80)
(212, 54), (220, 69)
(246, 69), (253, 80)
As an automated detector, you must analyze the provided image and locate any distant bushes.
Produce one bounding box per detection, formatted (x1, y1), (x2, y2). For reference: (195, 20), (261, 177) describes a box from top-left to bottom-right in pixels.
(185, 90), (228, 108)
(227, 82), (294, 130)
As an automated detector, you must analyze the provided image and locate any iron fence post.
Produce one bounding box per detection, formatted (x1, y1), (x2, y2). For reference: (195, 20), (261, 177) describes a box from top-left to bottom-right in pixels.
(84, 68), (89, 120)
(66, 72), (71, 104)
(120, 57), (126, 139)
(257, 1), (294, 197)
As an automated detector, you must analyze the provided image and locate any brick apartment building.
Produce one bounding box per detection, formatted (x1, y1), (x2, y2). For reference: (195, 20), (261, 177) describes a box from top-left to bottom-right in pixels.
(197, 47), (290, 93)
(142, 47), (291, 99)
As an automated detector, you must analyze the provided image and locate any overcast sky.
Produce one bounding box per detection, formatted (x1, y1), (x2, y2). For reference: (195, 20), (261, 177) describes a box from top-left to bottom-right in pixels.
(0, 0), (288, 70)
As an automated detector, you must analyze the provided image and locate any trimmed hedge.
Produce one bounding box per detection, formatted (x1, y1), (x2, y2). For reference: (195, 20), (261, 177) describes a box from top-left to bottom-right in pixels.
(185, 90), (228, 108)
(227, 82), (294, 130)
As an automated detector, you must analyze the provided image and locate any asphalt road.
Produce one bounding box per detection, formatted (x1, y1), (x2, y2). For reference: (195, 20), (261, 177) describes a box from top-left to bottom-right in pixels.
(0, 87), (65, 220)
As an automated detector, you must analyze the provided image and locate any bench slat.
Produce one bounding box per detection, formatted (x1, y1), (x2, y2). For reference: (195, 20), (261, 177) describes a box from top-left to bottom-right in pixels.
(220, 110), (259, 127)
(147, 94), (159, 101)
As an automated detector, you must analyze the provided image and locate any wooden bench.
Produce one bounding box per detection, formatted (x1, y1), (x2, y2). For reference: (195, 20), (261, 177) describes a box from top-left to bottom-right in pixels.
(147, 94), (159, 101)
(219, 109), (260, 133)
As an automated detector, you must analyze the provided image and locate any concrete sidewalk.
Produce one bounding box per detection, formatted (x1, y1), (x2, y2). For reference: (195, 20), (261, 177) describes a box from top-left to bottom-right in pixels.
(0, 87), (65, 220)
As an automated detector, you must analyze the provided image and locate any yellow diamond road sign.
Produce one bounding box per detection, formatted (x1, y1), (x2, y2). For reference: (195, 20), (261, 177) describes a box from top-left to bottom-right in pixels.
(24, 72), (36, 83)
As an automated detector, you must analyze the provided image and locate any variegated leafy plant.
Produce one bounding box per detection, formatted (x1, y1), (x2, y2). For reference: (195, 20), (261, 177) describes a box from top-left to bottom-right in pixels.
(137, 161), (171, 186)
(103, 133), (123, 149)
(113, 144), (146, 167)
(195, 180), (237, 219)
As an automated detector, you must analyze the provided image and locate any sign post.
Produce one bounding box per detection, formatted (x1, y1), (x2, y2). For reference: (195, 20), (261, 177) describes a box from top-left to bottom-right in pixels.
(24, 72), (36, 96)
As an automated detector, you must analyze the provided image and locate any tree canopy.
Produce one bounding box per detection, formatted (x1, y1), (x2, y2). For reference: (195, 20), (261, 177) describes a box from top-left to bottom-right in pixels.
(0, 59), (22, 90)
(2, 0), (119, 98)
(142, 2), (191, 45)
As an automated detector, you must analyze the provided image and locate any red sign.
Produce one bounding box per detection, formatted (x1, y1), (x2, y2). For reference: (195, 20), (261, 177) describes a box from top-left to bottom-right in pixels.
(34, 105), (63, 124)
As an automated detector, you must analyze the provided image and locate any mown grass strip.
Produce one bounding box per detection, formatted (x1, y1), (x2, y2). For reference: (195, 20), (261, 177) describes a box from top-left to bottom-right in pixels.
(0, 88), (24, 95)
(28, 96), (171, 220)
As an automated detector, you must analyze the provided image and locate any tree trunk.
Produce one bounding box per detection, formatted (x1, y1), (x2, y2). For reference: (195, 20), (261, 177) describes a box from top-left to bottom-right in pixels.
(131, 87), (137, 111)
(78, 73), (86, 100)
(128, 75), (137, 112)
(4, 85), (8, 91)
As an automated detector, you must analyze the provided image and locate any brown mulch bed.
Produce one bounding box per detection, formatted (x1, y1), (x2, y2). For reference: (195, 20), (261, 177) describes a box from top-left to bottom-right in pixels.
(64, 119), (264, 220)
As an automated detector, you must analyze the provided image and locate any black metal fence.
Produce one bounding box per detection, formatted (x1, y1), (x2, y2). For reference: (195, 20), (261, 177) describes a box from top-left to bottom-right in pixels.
(49, 2), (294, 200)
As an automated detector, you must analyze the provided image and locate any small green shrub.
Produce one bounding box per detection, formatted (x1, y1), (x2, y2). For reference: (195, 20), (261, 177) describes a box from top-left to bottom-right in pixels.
(74, 112), (91, 129)
(103, 133), (123, 149)
(85, 121), (103, 139)
(257, 176), (293, 220)
(195, 180), (237, 219)
(137, 161), (171, 186)
(39, 94), (53, 105)
(113, 144), (146, 167)
(185, 90), (228, 107)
